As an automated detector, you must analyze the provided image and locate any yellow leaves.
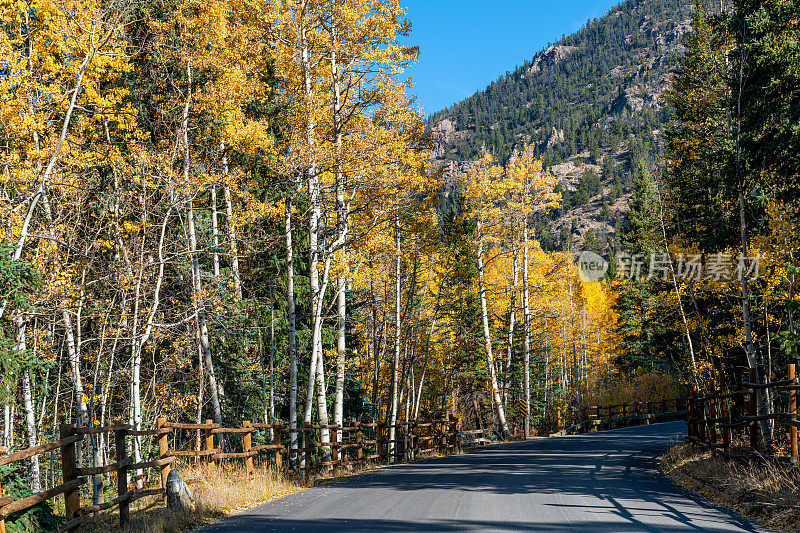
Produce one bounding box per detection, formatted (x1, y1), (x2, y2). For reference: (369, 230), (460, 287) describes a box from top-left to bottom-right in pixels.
(462, 146), (559, 242)
(94, 238), (115, 252)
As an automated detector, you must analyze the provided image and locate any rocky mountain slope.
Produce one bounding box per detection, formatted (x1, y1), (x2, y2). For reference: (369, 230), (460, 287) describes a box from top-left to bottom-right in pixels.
(429, 0), (702, 252)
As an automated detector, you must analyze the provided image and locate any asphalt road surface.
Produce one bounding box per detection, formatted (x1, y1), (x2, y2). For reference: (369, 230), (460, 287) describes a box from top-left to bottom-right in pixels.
(198, 421), (770, 532)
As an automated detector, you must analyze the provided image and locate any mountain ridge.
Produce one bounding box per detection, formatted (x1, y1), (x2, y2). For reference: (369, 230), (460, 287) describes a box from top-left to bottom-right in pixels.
(428, 0), (702, 252)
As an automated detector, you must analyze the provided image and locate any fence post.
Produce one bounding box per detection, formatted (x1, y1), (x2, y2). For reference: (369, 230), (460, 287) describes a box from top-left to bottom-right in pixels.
(448, 414), (458, 453)
(243, 421), (254, 476)
(748, 368), (758, 451)
(710, 379), (719, 446)
(789, 364), (797, 464)
(686, 387), (694, 440)
(718, 371), (731, 453)
(377, 423), (386, 463)
(204, 419), (215, 476)
(411, 421), (418, 460)
(274, 425), (283, 470)
(115, 427), (130, 530)
(699, 386), (707, 444)
(303, 423), (312, 482)
(60, 424), (80, 531)
(355, 421), (363, 462)
(157, 417), (169, 500)
(397, 423), (405, 462)
(331, 425), (339, 474)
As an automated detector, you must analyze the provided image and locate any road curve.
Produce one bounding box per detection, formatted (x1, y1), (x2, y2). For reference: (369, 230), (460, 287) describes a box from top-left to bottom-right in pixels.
(198, 421), (769, 532)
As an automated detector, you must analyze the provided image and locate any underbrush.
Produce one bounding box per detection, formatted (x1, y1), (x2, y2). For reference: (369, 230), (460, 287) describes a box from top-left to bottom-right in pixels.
(662, 442), (800, 532)
(593, 370), (680, 407)
(84, 463), (299, 533)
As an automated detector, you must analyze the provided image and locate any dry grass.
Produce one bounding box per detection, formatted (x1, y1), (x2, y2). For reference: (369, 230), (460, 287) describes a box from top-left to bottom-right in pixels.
(662, 443), (800, 532)
(83, 463), (300, 533)
(73, 450), (457, 531)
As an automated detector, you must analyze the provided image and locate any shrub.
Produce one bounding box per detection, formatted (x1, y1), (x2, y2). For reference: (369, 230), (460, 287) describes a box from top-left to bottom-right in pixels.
(0, 463), (62, 532)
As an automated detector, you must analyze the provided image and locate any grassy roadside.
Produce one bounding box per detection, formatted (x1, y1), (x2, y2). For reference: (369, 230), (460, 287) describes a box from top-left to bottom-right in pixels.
(661, 442), (800, 532)
(83, 450), (450, 532)
(80, 463), (300, 533)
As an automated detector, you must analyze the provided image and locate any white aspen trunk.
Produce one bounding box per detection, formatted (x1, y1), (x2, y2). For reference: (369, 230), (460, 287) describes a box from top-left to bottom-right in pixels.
(183, 64), (222, 428)
(211, 186), (220, 278)
(543, 315), (549, 418)
(39, 192), (87, 426)
(332, 40), (347, 429)
(8, 405), (14, 451)
(130, 204), (170, 477)
(476, 221), (509, 435)
(63, 310), (86, 426)
(18, 318), (41, 491)
(561, 320), (567, 393)
(504, 245), (518, 405)
(301, 6), (320, 424)
(270, 307), (275, 426)
(220, 140), (241, 299)
(413, 311), (438, 421)
(654, 181), (699, 384)
(223, 184), (242, 301)
(522, 224), (532, 438)
(3, 404), (10, 448)
(389, 218), (401, 459)
(195, 336), (205, 446)
(189, 183), (222, 430)
(286, 197), (298, 458)
(99, 314), (121, 472)
(582, 309), (589, 407)
(765, 307), (775, 438)
(130, 246), (145, 470)
(257, 326), (268, 425)
(300, 10), (331, 453)
(567, 259), (577, 414)
(334, 277), (346, 427)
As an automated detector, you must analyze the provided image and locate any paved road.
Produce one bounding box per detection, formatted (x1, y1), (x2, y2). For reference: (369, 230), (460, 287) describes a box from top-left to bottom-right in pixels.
(199, 422), (769, 532)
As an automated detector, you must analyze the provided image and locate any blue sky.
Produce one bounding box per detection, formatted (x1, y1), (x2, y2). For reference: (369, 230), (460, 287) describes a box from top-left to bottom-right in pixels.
(402, 0), (622, 116)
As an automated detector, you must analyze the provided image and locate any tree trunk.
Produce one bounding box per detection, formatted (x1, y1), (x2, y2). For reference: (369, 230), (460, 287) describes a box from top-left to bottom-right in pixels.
(334, 277), (346, 427)
(734, 32), (767, 442)
(19, 318), (41, 491)
(504, 244), (518, 407)
(223, 184), (242, 300)
(332, 41), (348, 429)
(286, 196), (299, 459)
(522, 224), (532, 438)
(211, 186), (220, 278)
(3, 404), (10, 449)
(300, 11), (331, 455)
(476, 221), (509, 436)
(183, 64), (222, 429)
(389, 218), (402, 459)
(270, 305), (275, 426)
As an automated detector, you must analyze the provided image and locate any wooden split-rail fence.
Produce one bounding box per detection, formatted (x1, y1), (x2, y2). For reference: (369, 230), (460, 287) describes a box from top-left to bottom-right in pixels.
(0, 415), (460, 532)
(686, 364), (799, 463)
(554, 397), (686, 436)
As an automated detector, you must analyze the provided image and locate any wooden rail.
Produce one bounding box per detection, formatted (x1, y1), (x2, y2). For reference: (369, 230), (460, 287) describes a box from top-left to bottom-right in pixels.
(554, 398), (686, 436)
(0, 414), (460, 532)
(686, 364), (799, 464)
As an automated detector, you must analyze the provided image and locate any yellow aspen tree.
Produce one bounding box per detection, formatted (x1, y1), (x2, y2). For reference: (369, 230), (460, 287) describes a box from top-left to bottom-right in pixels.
(0, 0), (134, 480)
(461, 151), (511, 434)
(505, 146), (559, 435)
